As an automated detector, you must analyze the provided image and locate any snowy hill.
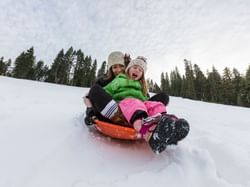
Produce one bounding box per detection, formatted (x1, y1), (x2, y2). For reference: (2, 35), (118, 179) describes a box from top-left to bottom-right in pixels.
(0, 76), (250, 187)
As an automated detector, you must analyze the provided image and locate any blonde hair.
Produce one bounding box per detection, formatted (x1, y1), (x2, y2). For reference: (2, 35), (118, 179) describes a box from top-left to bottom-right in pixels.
(139, 74), (148, 96)
(126, 71), (148, 96)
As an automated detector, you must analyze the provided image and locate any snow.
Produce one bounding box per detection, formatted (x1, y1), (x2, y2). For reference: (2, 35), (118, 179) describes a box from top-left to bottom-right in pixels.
(0, 75), (250, 187)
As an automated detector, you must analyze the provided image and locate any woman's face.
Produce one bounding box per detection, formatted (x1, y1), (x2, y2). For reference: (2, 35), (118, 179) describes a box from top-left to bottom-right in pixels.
(111, 64), (125, 76)
(128, 65), (143, 80)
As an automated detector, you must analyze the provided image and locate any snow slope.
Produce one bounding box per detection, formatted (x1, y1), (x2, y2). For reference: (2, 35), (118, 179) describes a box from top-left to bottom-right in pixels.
(0, 76), (250, 187)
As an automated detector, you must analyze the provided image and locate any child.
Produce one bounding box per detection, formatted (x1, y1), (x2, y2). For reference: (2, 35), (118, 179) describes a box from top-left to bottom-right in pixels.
(103, 58), (189, 153)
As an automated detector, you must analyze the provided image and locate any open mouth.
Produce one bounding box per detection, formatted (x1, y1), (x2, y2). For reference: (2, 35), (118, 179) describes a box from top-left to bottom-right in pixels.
(132, 73), (138, 79)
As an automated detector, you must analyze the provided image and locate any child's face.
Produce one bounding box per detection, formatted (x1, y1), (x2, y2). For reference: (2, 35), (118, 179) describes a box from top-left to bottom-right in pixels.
(111, 64), (125, 76)
(128, 65), (143, 80)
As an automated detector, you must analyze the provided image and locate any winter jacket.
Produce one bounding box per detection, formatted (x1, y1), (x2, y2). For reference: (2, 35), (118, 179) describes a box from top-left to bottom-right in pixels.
(104, 73), (149, 102)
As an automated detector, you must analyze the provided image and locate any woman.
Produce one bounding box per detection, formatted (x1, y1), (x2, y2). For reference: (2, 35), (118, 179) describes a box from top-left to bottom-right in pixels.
(84, 51), (129, 125)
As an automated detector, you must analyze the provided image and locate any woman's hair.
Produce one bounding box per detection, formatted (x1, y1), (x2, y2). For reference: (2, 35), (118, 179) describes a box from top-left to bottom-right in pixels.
(104, 67), (116, 80)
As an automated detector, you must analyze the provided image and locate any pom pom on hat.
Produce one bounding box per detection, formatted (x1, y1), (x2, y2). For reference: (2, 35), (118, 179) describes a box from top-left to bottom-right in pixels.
(107, 51), (125, 70)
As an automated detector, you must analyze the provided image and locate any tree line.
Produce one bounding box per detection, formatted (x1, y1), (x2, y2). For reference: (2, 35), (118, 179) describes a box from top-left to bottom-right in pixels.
(0, 46), (100, 87)
(157, 59), (250, 107)
(1, 47), (250, 107)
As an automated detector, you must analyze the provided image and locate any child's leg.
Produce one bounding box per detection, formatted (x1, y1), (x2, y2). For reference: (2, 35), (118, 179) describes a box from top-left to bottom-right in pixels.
(133, 119), (157, 140)
(144, 101), (166, 116)
(119, 98), (153, 139)
(119, 98), (148, 125)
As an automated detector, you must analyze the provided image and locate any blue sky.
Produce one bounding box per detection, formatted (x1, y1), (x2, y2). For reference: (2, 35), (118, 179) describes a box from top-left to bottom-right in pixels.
(1, 0), (250, 83)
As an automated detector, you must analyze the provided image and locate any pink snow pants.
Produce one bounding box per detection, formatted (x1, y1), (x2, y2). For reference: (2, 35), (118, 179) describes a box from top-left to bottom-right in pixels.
(119, 98), (166, 126)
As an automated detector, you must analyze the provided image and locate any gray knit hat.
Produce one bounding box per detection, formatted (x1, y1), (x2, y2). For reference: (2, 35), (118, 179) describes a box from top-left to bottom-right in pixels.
(107, 51), (125, 70)
(125, 58), (147, 74)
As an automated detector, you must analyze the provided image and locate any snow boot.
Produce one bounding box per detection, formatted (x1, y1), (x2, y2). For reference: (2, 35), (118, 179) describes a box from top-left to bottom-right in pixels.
(148, 115), (176, 154)
(174, 118), (189, 142)
(161, 114), (190, 143)
(148, 114), (190, 154)
(84, 107), (95, 126)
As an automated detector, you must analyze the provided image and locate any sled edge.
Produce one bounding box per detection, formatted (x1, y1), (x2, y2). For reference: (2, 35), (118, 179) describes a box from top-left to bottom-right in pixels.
(94, 119), (140, 140)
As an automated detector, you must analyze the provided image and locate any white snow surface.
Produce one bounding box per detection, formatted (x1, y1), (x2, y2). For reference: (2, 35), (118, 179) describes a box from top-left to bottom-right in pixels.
(0, 76), (250, 187)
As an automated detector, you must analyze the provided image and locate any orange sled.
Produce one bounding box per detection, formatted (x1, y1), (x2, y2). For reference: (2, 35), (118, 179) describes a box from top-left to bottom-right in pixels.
(94, 119), (141, 140)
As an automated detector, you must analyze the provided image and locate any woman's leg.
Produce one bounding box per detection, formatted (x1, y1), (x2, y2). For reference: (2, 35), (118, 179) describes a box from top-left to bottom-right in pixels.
(88, 85), (128, 126)
(148, 92), (169, 106)
(88, 84), (119, 120)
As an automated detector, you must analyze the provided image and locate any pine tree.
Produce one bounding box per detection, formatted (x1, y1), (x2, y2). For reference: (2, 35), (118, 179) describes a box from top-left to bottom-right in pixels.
(207, 66), (222, 103)
(180, 75), (187, 97)
(72, 50), (85, 87)
(147, 79), (154, 92)
(12, 47), (35, 79)
(46, 49), (64, 83)
(161, 72), (170, 94)
(153, 82), (161, 93)
(232, 68), (243, 105)
(83, 56), (92, 87)
(170, 67), (182, 96)
(33, 60), (48, 81)
(0, 57), (11, 76)
(193, 64), (206, 100)
(147, 79), (161, 93)
(97, 61), (107, 78)
(90, 59), (97, 86)
(165, 72), (170, 93)
(0, 57), (5, 75)
(245, 65), (250, 106)
(240, 65), (250, 107)
(63, 47), (75, 85)
(160, 72), (166, 92)
(221, 67), (234, 104)
(184, 59), (196, 99)
(46, 47), (75, 85)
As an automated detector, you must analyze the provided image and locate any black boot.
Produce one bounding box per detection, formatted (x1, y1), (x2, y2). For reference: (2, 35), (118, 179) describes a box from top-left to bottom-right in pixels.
(148, 115), (190, 154)
(174, 118), (189, 142)
(84, 107), (95, 126)
(148, 115), (176, 154)
(160, 114), (190, 143)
